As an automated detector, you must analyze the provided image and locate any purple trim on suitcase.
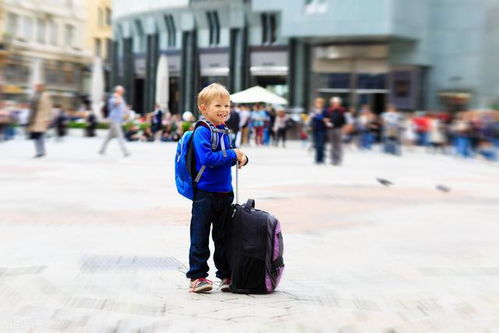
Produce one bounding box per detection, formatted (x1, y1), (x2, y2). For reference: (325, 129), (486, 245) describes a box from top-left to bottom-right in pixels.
(265, 221), (284, 292)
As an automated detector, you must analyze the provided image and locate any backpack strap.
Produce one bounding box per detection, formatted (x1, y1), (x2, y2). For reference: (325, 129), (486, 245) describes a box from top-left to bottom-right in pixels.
(192, 120), (232, 182)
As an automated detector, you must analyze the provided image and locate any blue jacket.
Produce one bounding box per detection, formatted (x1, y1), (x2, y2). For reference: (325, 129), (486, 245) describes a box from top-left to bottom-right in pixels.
(193, 125), (237, 192)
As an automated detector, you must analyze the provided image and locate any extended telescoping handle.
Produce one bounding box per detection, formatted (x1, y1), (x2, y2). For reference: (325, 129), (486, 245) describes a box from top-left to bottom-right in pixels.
(235, 162), (239, 205)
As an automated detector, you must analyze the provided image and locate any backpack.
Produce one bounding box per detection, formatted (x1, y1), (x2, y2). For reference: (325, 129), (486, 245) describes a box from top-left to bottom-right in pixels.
(175, 120), (231, 200)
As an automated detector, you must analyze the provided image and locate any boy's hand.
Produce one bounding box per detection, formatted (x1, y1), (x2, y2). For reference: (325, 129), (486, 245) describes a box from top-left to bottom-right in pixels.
(233, 149), (247, 169)
(239, 154), (248, 169)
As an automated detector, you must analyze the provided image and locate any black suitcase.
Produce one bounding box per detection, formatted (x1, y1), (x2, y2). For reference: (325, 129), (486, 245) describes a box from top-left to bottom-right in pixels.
(227, 199), (284, 294)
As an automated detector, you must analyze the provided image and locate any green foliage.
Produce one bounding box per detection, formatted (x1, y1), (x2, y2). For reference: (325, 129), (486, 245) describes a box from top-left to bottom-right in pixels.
(68, 121), (109, 129)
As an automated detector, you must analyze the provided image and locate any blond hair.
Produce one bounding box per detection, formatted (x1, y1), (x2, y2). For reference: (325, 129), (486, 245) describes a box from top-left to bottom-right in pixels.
(197, 83), (231, 108)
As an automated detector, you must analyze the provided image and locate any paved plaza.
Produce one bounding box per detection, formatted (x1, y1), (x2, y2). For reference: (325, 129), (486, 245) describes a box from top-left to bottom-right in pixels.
(1, 133), (499, 332)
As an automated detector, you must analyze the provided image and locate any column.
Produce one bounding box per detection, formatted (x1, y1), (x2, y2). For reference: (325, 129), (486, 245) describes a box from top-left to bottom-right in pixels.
(144, 33), (159, 114)
(288, 38), (311, 112)
(180, 29), (200, 116)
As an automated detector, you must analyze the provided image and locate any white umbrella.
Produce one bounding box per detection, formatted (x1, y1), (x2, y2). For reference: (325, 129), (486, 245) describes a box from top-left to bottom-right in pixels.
(155, 55), (169, 112)
(230, 86), (288, 105)
(90, 57), (104, 118)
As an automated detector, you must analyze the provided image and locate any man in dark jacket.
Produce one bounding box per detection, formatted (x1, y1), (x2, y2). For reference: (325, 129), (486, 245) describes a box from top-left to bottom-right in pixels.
(226, 105), (241, 147)
(324, 96), (346, 165)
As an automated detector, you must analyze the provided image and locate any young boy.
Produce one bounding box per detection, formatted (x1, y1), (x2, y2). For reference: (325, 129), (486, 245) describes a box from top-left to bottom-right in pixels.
(187, 83), (248, 293)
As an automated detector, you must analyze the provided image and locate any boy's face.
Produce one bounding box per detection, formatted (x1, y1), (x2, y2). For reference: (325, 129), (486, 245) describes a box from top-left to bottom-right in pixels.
(200, 97), (230, 126)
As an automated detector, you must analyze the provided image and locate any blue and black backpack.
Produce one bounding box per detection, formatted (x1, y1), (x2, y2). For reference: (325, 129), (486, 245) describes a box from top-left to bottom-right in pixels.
(175, 120), (231, 200)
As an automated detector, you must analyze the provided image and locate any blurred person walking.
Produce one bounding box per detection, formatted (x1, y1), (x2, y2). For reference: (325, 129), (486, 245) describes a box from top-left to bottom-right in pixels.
(53, 104), (68, 142)
(239, 105), (251, 145)
(381, 104), (402, 156)
(252, 103), (267, 146)
(85, 100), (98, 137)
(325, 97), (346, 165)
(273, 108), (289, 148)
(427, 113), (446, 153)
(402, 112), (417, 151)
(452, 112), (472, 158)
(310, 98), (327, 164)
(27, 83), (53, 158)
(356, 105), (375, 150)
(99, 85), (131, 157)
(151, 104), (164, 141)
(226, 104), (241, 147)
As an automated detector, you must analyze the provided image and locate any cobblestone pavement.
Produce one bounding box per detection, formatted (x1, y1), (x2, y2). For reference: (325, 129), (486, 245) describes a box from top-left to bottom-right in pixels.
(1, 136), (499, 332)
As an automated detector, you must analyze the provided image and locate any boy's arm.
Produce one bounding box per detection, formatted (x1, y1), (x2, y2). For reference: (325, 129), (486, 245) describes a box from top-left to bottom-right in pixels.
(194, 127), (237, 167)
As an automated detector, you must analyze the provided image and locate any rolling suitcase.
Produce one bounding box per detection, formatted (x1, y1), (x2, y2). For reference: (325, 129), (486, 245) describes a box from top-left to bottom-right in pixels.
(227, 166), (284, 293)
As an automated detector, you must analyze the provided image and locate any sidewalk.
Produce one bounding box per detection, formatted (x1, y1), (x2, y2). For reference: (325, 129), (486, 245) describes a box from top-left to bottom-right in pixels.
(1, 137), (498, 332)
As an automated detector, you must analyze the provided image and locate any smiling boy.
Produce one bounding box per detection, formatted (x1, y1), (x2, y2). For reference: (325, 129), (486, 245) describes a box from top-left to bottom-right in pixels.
(187, 83), (248, 293)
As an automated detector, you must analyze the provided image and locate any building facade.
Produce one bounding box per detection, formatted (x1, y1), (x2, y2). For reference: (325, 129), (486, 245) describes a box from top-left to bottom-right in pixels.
(112, 0), (499, 115)
(0, 0), (91, 108)
(83, 0), (112, 92)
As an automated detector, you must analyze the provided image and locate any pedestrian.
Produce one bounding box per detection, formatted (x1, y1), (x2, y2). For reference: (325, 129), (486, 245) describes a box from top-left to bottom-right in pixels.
(226, 104), (240, 147)
(98, 85), (131, 157)
(53, 104), (68, 141)
(324, 96), (346, 165)
(27, 83), (53, 158)
(427, 113), (446, 153)
(239, 105), (251, 146)
(186, 83), (249, 293)
(356, 104), (375, 150)
(151, 103), (164, 141)
(273, 108), (288, 148)
(380, 104), (402, 156)
(251, 103), (266, 146)
(401, 112), (417, 151)
(452, 112), (472, 158)
(310, 97), (327, 164)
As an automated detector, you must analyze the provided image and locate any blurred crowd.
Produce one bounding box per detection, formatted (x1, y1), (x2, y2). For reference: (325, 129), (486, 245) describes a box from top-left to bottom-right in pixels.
(306, 97), (499, 164)
(2, 95), (498, 163)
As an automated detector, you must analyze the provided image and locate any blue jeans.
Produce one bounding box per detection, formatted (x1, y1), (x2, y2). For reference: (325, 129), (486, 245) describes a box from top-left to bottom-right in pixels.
(359, 130), (373, 150)
(313, 130), (326, 163)
(383, 137), (401, 156)
(454, 136), (472, 158)
(187, 190), (234, 280)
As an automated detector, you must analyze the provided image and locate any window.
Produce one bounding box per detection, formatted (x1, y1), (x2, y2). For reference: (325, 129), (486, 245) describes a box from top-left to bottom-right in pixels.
(6, 13), (19, 37)
(49, 21), (58, 45)
(98, 8), (104, 27)
(261, 13), (277, 44)
(305, 0), (328, 14)
(106, 38), (112, 60)
(65, 24), (75, 47)
(22, 16), (33, 40)
(37, 18), (46, 44)
(164, 14), (176, 48)
(95, 38), (102, 57)
(106, 8), (112, 26)
(206, 11), (220, 46)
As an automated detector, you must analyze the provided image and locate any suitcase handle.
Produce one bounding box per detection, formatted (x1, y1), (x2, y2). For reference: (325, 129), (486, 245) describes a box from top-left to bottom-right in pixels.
(244, 199), (255, 211)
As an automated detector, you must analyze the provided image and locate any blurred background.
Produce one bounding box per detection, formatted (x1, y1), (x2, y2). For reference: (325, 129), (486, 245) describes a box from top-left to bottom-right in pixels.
(1, 1), (499, 332)
(1, 0), (499, 115)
